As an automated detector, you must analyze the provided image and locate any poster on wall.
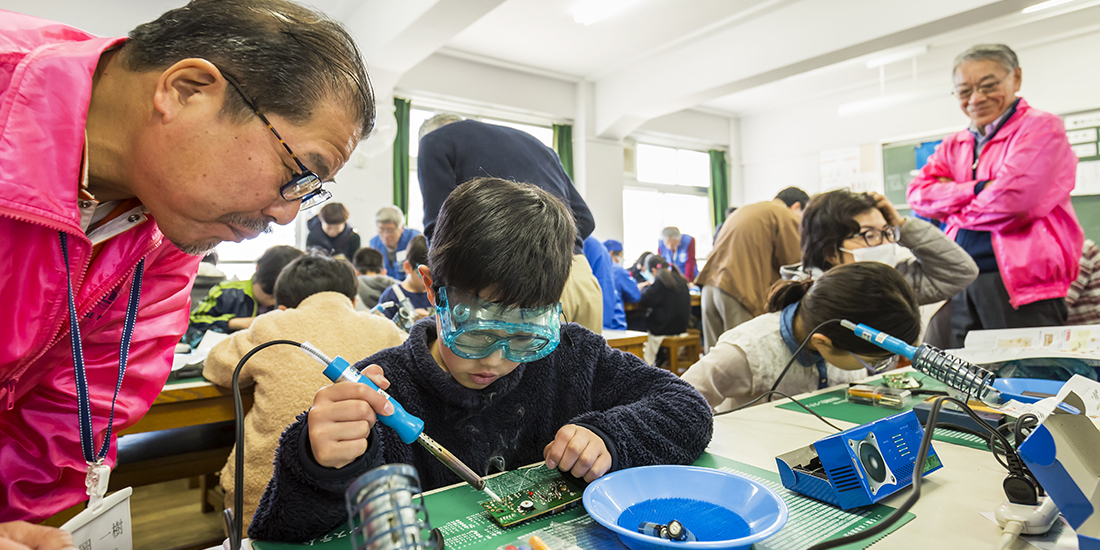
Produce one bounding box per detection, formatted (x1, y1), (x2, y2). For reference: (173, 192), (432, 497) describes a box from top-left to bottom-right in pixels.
(820, 147), (860, 191)
(1064, 109), (1100, 195)
(820, 144), (881, 194)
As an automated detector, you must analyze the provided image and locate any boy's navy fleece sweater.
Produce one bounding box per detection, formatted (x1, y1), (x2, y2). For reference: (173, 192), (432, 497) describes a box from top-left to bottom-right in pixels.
(249, 319), (713, 542)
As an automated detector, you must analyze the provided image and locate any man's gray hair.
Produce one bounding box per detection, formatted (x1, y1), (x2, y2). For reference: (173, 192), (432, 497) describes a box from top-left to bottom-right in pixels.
(418, 113), (464, 141)
(660, 227), (681, 239)
(376, 205), (405, 227)
(953, 44), (1019, 75)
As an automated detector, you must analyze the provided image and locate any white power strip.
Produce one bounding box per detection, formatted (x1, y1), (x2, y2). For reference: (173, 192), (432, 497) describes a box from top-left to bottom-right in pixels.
(994, 498), (1060, 549)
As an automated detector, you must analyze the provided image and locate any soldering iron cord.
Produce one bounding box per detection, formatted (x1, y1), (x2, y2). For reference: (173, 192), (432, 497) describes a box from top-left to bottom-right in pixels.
(228, 339), (303, 550)
(805, 396), (1018, 550)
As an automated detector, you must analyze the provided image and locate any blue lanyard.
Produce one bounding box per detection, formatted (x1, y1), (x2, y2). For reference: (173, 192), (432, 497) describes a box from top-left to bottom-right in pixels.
(59, 232), (144, 464)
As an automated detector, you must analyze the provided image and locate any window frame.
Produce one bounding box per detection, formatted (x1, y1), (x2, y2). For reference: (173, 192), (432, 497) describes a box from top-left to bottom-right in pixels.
(623, 141), (717, 271)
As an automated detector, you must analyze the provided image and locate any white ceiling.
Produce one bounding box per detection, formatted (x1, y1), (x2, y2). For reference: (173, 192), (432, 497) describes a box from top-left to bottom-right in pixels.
(7, 0), (1100, 138)
(443, 0), (772, 79)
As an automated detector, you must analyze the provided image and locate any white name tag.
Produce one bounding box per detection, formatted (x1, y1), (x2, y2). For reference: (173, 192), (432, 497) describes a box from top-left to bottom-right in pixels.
(62, 487), (133, 550)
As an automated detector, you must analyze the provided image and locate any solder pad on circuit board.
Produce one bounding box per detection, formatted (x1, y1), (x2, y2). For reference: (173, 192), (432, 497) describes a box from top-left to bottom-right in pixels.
(479, 468), (584, 528)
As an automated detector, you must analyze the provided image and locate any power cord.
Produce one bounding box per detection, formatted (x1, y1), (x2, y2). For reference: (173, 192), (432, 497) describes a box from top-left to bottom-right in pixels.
(225, 339), (304, 550)
(806, 396), (1017, 550)
(766, 319), (844, 402)
(715, 390), (844, 432)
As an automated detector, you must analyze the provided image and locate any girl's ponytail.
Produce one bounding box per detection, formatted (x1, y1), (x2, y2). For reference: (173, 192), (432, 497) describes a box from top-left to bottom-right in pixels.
(767, 278), (814, 313)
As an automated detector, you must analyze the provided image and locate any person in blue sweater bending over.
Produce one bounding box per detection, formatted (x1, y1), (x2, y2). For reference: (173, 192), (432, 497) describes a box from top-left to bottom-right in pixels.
(248, 177), (714, 543)
(417, 113), (603, 332)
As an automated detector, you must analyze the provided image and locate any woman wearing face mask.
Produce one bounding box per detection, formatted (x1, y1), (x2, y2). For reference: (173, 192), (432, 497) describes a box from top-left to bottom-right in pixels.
(781, 189), (978, 306)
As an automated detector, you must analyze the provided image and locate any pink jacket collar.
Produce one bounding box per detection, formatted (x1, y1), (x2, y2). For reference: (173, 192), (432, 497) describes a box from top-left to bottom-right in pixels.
(0, 12), (124, 232)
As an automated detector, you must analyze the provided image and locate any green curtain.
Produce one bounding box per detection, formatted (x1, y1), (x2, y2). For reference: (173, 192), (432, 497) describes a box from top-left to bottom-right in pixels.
(708, 150), (730, 227)
(392, 97), (411, 215)
(552, 124), (574, 180)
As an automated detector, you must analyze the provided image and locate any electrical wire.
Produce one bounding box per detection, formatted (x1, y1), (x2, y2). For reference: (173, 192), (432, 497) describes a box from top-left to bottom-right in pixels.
(227, 339), (303, 550)
(767, 319), (844, 401)
(806, 396), (1018, 550)
(715, 390), (844, 432)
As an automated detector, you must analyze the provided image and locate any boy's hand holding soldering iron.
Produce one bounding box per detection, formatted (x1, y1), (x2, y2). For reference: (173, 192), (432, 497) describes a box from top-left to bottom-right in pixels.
(308, 365), (393, 469)
(309, 364), (611, 482)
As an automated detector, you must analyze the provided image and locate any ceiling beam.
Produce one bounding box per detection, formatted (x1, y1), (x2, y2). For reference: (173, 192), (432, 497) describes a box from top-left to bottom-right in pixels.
(345, 0), (506, 94)
(593, 0), (1036, 140)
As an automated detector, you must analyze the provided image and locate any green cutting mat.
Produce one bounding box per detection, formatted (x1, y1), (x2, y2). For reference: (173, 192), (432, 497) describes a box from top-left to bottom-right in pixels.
(775, 374), (993, 451)
(252, 452), (914, 550)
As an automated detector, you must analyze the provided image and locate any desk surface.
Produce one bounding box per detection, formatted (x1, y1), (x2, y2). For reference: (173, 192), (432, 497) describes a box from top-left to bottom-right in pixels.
(121, 377), (251, 436)
(242, 379), (1025, 550)
(708, 386), (1021, 549)
(602, 329), (648, 344)
(624, 292), (700, 312)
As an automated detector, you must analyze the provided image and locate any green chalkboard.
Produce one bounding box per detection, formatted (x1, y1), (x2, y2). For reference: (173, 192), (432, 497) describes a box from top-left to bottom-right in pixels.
(882, 144), (916, 208)
(1073, 195), (1100, 242)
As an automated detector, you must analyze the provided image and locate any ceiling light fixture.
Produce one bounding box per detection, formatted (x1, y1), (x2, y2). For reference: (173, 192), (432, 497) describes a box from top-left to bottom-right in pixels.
(1022, 0), (1076, 14)
(571, 0), (644, 25)
(837, 89), (947, 118)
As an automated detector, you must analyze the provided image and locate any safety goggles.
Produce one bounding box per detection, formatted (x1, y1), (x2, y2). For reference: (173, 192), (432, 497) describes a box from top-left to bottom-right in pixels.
(436, 287), (561, 363)
(850, 352), (898, 373)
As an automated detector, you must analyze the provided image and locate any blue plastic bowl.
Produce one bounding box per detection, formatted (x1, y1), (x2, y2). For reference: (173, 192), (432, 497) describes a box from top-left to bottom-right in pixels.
(582, 465), (788, 550)
(993, 378), (1066, 404)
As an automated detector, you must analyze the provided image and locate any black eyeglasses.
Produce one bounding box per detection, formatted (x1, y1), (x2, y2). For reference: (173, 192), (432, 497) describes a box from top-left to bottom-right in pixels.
(849, 226), (900, 247)
(221, 72), (332, 210)
(953, 76), (1007, 102)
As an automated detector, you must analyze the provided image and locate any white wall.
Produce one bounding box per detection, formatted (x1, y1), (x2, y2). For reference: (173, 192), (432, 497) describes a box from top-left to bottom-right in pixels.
(398, 53), (577, 121)
(737, 29), (1100, 204)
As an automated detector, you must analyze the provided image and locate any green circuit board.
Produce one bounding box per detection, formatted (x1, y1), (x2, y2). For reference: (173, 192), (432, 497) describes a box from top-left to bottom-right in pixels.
(478, 469), (584, 528)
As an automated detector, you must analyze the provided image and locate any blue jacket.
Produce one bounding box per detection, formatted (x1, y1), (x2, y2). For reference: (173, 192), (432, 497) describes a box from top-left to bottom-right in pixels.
(248, 319), (713, 542)
(583, 236), (625, 330)
(657, 234), (697, 280)
(368, 227), (421, 281)
(614, 264), (641, 304)
(417, 120), (594, 253)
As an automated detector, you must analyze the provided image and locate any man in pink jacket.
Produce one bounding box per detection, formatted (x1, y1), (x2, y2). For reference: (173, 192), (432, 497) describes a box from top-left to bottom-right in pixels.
(907, 44), (1082, 348)
(0, 0), (373, 538)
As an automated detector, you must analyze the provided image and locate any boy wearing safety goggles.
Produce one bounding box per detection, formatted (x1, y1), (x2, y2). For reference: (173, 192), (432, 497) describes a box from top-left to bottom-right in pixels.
(249, 178), (714, 542)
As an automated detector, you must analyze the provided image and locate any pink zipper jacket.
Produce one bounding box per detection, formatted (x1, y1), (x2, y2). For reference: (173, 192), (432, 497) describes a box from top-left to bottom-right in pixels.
(907, 98), (1082, 308)
(0, 11), (201, 521)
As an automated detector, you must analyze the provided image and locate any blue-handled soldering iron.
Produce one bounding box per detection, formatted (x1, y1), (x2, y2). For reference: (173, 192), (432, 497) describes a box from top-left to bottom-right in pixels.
(841, 320), (1002, 404)
(300, 342), (501, 501)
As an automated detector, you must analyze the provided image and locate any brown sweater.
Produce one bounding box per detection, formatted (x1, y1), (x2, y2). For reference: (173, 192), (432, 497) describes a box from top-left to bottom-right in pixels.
(202, 292), (406, 532)
(694, 200), (801, 316)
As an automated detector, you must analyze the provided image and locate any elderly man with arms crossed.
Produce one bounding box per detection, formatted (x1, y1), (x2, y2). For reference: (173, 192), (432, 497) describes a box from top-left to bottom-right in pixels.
(907, 44), (1082, 347)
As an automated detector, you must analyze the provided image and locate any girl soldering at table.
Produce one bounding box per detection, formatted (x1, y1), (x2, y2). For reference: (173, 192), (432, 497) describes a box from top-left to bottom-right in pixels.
(681, 262), (921, 412)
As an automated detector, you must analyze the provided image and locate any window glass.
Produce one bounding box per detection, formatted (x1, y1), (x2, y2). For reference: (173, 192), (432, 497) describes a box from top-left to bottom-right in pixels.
(625, 143), (715, 271)
(481, 118), (554, 148)
(636, 144), (710, 187)
(214, 218), (298, 282)
(622, 188), (712, 274)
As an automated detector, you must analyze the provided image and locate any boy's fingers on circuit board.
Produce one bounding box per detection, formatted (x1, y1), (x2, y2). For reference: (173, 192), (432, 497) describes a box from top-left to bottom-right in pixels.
(581, 454), (613, 483)
(544, 424), (604, 474)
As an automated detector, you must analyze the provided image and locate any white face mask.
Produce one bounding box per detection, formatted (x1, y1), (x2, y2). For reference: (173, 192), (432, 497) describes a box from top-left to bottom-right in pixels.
(841, 242), (899, 267)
